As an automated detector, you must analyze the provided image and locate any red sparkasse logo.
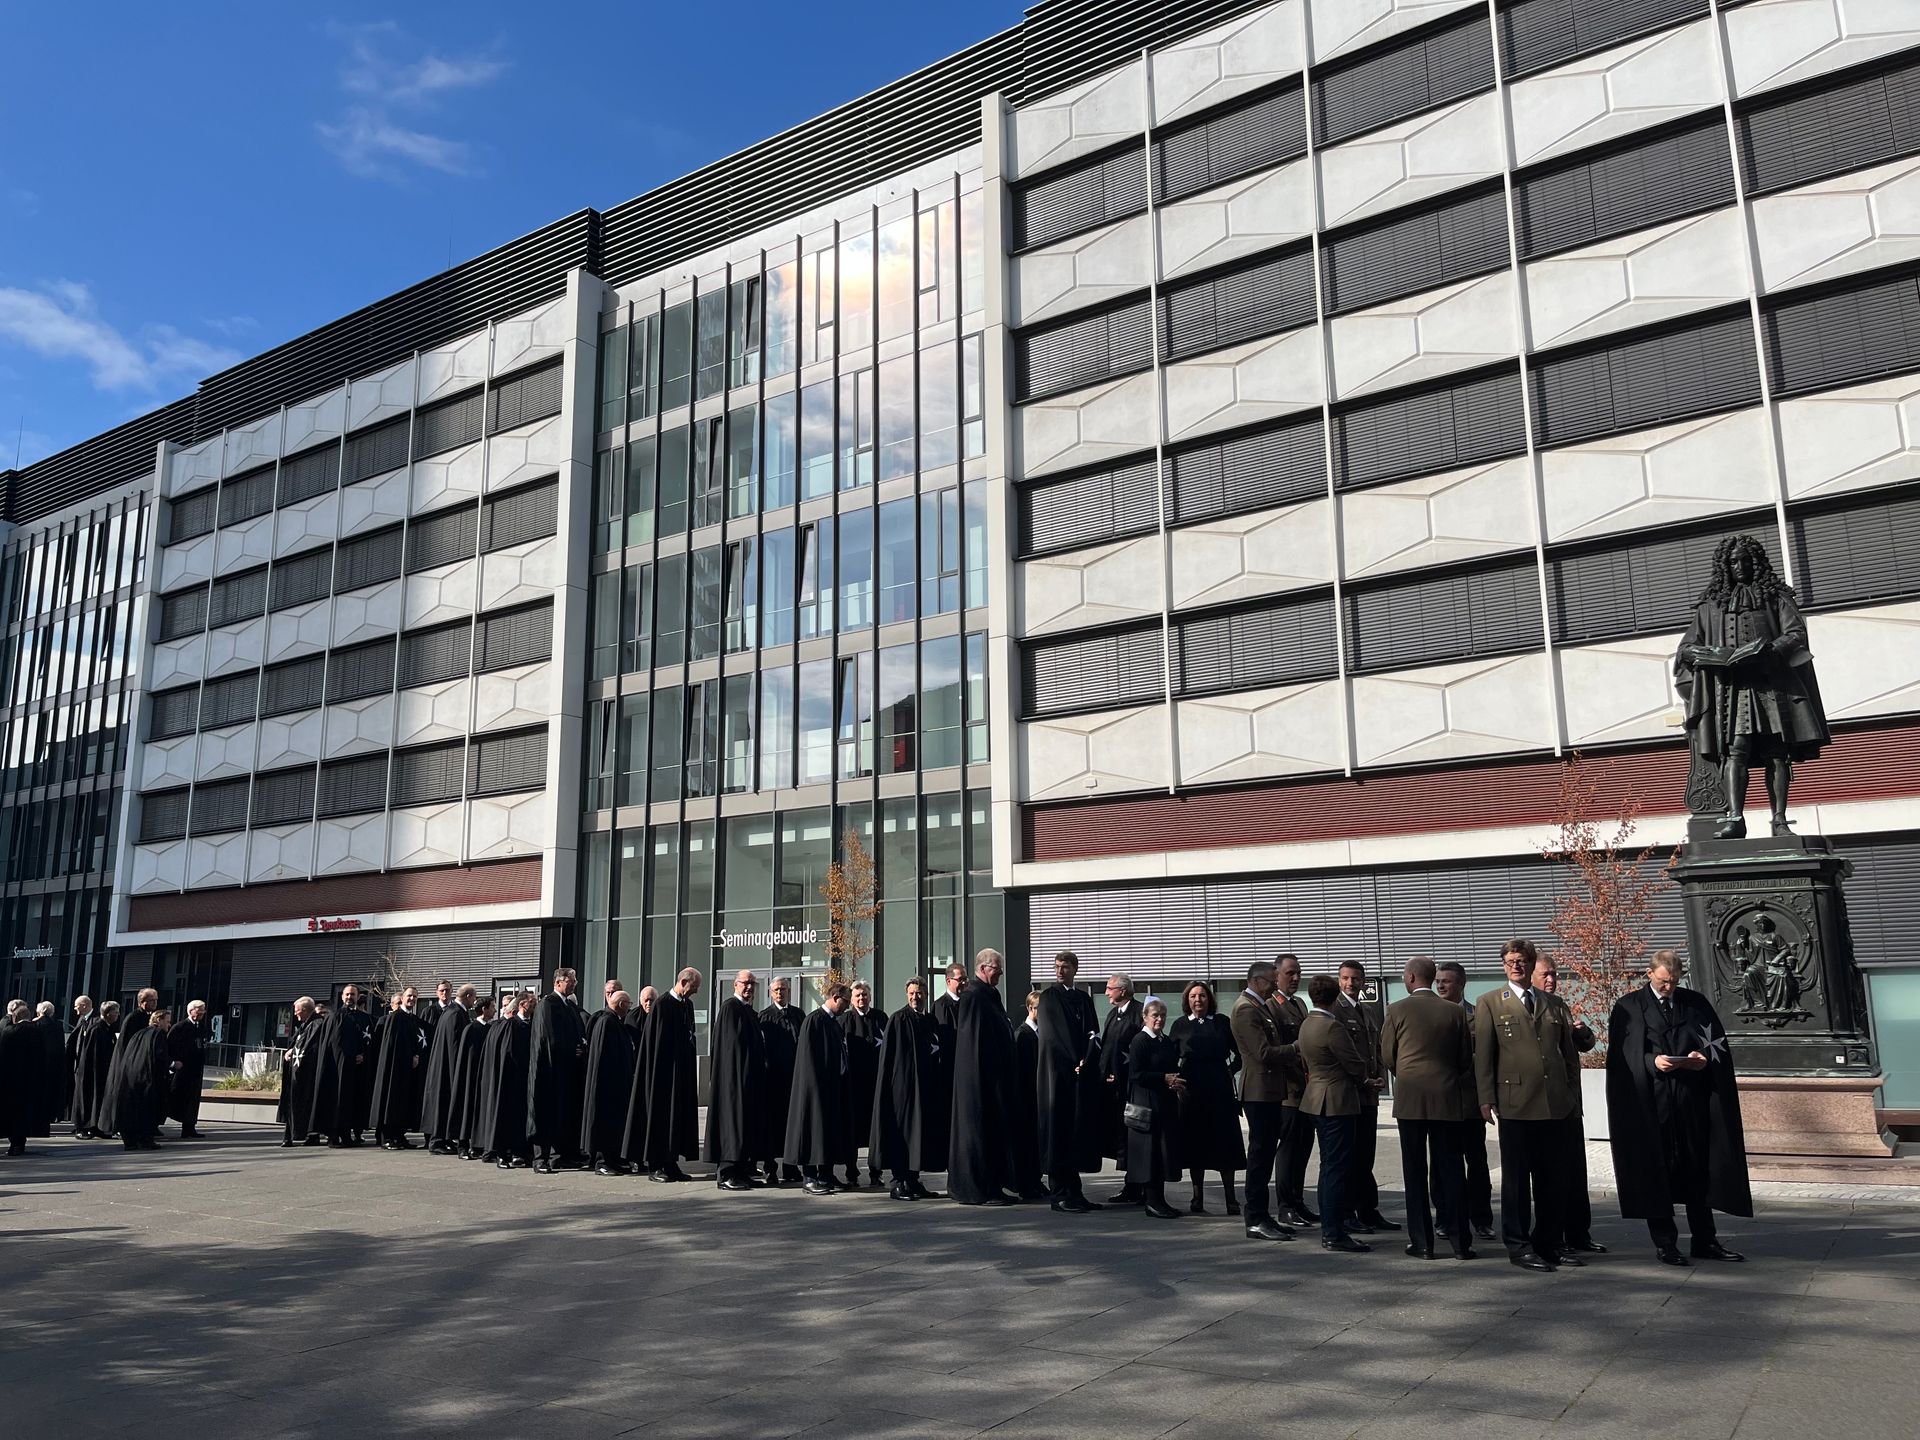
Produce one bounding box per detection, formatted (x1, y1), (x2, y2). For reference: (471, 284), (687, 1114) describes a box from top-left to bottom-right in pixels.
(307, 917), (363, 933)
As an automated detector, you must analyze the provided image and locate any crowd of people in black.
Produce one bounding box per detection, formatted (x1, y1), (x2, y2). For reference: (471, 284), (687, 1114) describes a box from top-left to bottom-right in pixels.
(3, 939), (1752, 1269)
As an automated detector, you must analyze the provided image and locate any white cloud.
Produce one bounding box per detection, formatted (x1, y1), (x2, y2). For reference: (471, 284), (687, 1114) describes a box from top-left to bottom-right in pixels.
(319, 108), (475, 179)
(318, 22), (506, 181)
(0, 281), (240, 393)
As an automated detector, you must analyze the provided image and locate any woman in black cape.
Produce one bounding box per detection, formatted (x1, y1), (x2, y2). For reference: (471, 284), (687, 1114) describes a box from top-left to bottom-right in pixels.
(1124, 998), (1186, 1220)
(1170, 981), (1245, 1215)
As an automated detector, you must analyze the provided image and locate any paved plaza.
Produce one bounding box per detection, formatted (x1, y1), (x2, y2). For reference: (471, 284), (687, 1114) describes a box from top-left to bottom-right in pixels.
(2, 1123), (1916, 1439)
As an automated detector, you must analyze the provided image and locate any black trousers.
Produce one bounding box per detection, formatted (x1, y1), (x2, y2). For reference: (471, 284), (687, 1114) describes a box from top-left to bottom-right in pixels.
(1398, 1118), (1468, 1254)
(1649, 1201), (1718, 1250)
(1562, 1116), (1594, 1244)
(1348, 1099), (1380, 1216)
(1460, 1117), (1493, 1230)
(1277, 1104), (1315, 1212)
(1242, 1099), (1284, 1224)
(1496, 1116), (1565, 1259)
(1311, 1113), (1357, 1241)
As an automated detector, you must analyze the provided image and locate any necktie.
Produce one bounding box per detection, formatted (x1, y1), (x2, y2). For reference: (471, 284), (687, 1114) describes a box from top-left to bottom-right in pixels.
(1522, 991), (1535, 1017)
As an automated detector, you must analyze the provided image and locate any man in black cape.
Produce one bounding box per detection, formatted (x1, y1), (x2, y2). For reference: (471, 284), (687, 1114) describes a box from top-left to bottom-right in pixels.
(29, 1002), (67, 1138)
(73, 998), (117, 1138)
(1607, 951), (1752, 1265)
(586, 978), (624, 1041)
(1099, 973), (1145, 1203)
(451, 995), (496, 1158)
(839, 980), (886, 1188)
(301, 984), (372, 1147)
(369, 988), (429, 1148)
(348, 989), (378, 1143)
(627, 967), (702, 1181)
(107, 1008), (177, 1150)
(706, 970), (769, 1191)
(99, 987), (158, 1136)
(1035, 950), (1106, 1213)
(0, 1001), (42, 1155)
(527, 967), (589, 1173)
(66, 996), (99, 1133)
(476, 991), (536, 1167)
(277, 997), (321, 1146)
(948, 949), (1021, 1205)
(872, 977), (942, 1200)
(928, 962), (967, 1175)
(788, 983), (855, 1194)
(581, 989), (637, 1175)
(758, 976), (804, 1185)
(165, 999), (210, 1138)
(421, 984), (476, 1152)
(427, 980), (452, 1030)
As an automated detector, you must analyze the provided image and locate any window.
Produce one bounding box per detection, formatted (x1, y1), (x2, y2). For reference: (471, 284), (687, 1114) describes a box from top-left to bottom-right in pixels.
(1162, 245), (1317, 359)
(692, 416), (726, 530)
(1791, 489), (1920, 611)
(839, 229), (874, 353)
(760, 528), (796, 647)
(149, 686), (198, 741)
(391, 740), (466, 806)
(268, 546), (332, 611)
(803, 243), (836, 364)
(764, 392), (797, 509)
(278, 442), (340, 505)
(921, 342), (958, 472)
(251, 766), (315, 828)
(406, 503), (479, 573)
(962, 333), (986, 457)
(1155, 82), (1309, 203)
(721, 674), (756, 793)
(325, 637), (396, 704)
(334, 524), (404, 592)
(798, 520), (835, 640)
(624, 435), (657, 546)
(760, 665), (796, 790)
(650, 685), (685, 802)
(1551, 517), (1781, 642)
(1023, 624), (1165, 718)
(727, 402), (759, 518)
(839, 508), (874, 632)
(685, 678), (720, 799)
(622, 562), (653, 675)
(1015, 298), (1154, 402)
(475, 602), (553, 672)
(200, 671), (258, 730)
(317, 752), (389, 818)
(801, 381), (836, 499)
(878, 355), (916, 482)
(139, 788), (190, 843)
(965, 631), (989, 764)
(654, 551), (687, 667)
(190, 777), (250, 836)
(878, 215), (916, 341)
(696, 287), (728, 401)
(1531, 309), (1759, 447)
(690, 545), (723, 662)
(660, 301), (694, 411)
(1013, 145), (1150, 251)
(599, 320), (629, 432)
(398, 621), (472, 688)
(877, 642), (917, 774)
(1764, 266), (1920, 400)
(1172, 414), (1326, 524)
(611, 692), (647, 807)
(1515, 115), (1734, 261)
(1313, 11), (1495, 146)
(1334, 366), (1527, 490)
(836, 653), (874, 779)
(919, 197), (958, 326)
(157, 585), (207, 642)
(1344, 557), (1542, 672)
(1500, 0), (1705, 80)
(840, 369), (876, 489)
(217, 466), (276, 528)
(208, 566), (268, 628)
(468, 727), (549, 796)
(481, 477), (558, 552)
(414, 389), (483, 458)
(657, 426), (690, 538)
(920, 635), (964, 770)
(765, 259), (798, 378)
(922, 488), (962, 615)
(1323, 186), (1509, 315)
(260, 654), (326, 716)
(878, 497), (917, 624)
(166, 488), (216, 545)
(798, 658), (834, 785)
(343, 415), (409, 484)
(630, 310), (663, 421)
(488, 360), (564, 433)
(1178, 593), (1341, 693)
(592, 448), (620, 555)
(724, 539), (758, 653)
(964, 480), (988, 611)
(730, 272), (764, 387)
(1739, 50), (1920, 197)
(591, 569), (620, 681)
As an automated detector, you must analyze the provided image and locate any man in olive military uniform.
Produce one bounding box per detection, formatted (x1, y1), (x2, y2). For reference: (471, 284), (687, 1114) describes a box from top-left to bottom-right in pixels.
(1271, 954), (1316, 1227)
(1297, 974), (1372, 1254)
(1334, 959), (1397, 1233)
(1380, 955), (1476, 1260)
(1229, 959), (1299, 1244)
(1474, 938), (1583, 1272)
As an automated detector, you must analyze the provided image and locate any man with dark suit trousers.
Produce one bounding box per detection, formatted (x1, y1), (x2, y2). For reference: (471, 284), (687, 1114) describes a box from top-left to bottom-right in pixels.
(1271, 954), (1316, 1227)
(1334, 959), (1397, 1233)
(1474, 939), (1583, 1272)
(1380, 956), (1477, 1259)
(1535, 953), (1607, 1256)
(1229, 960), (1299, 1244)
(1297, 974), (1371, 1253)
(1099, 974), (1145, 1204)
(1435, 961), (1495, 1238)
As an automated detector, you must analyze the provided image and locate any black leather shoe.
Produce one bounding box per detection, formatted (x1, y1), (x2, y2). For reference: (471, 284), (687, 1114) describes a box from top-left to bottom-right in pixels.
(1052, 1196), (1094, 1214)
(1555, 1251), (1587, 1267)
(534, 1160), (554, 1174)
(1691, 1242), (1745, 1262)
(509, 1156), (531, 1168)
(392, 1137), (416, 1150)
(1565, 1238), (1608, 1253)
(1362, 1212), (1402, 1231)
(1279, 1209), (1316, 1229)
(1245, 1220), (1294, 1242)
(1511, 1251), (1556, 1272)
(278, 1140), (294, 1148)
(1225, 1197), (1241, 1216)
(718, 1177), (754, 1192)
(889, 1181), (916, 1200)
(1405, 1244), (1436, 1259)
(648, 1168), (674, 1182)
(1144, 1200), (1182, 1219)
(802, 1179), (834, 1196)
(842, 1172), (862, 1189)
(1107, 1187), (1145, 1206)
(1322, 1235), (1370, 1253)
(1657, 1245), (1690, 1266)
(496, 1158), (514, 1170)
(1473, 1224), (1497, 1240)
(1451, 1247), (1478, 1261)
(1345, 1219), (1377, 1235)
(595, 1163), (624, 1177)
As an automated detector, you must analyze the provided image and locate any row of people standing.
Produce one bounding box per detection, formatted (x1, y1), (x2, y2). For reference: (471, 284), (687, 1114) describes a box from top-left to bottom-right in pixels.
(2, 991), (210, 1152)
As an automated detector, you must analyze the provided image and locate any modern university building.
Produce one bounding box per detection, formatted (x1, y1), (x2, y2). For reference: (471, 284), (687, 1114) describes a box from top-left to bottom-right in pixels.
(4, 0), (1920, 1113)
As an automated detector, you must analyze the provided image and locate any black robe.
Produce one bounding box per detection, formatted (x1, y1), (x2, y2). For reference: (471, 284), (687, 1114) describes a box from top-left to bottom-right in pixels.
(1170, 1013), (1245, 1171)
(759, 1002), (804, 1164)
(871, 1005), (941, 1176)
(99, 1009), (151, 1134)
(450, 1018), (491, 1147)
(626, 990), (698, 1167)
(839, 1005), (886, 1166)
(165, 1018), (208, 1130)
(785, 1008), (854, 1167)
(580, 1007), (638, 1164)
(947, 979), (1018, 1203)
(73, 1016), (116, 1133)
(301, 1006), (371, 1140)
(0, 1019), (41, 1144)
(929, 989), (962, 1169)
(350, 1008), (378, 1133)
(368, 1008), (428, 1136)
(277, 1017), (322, 1133)
(29, 1019), (65, 1135)
(102, 1025), (172, 1142)
(1124, 1030), (1181, 1184)
(1034, 984), (1104, 1176)
(1099, 1001), (1144, 1160)
(1606, 985), (1753, 1220)
(474, 1014), (533, 1157)
(1013, 1021), (1043, 1196)
(705, 996), (769, 1166)
(420, 1003), (471, 1142)
(526, 991), (588, 1152)
(66, 1013), (100, 1123)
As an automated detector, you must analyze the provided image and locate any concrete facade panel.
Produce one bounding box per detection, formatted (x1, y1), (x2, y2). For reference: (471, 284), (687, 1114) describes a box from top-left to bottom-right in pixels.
(1151, 0), (1307, 125)
(1779, 374), (1920, 501)
(1752, 154), (1920, 295)
(1175, 677), (1343, 785)
(1167, 497), (1333, 609)
(1329, 269), (1519, 399)
(1018, 534), (1164, 637)
(1318, 92), (1503, 230)
(1162, 324), (1324, 441)
(1022, 703), (1170, 801)
(1525, 207), (1751, 351)
(1540, 407), (1776, 543)
(1017, 369), (1160, 478)
(1340, 456), (1535, 579)
(1350, 651), (1553, 767)
(1506, 19), (1721, 169)
(1157, 160), (1315, 283)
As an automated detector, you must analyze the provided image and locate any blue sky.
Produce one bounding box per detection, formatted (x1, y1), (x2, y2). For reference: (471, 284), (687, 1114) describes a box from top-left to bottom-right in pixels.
(0, 2), (1010, 469)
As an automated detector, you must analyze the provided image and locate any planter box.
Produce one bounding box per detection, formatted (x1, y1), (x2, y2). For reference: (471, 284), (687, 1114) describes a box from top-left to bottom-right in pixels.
(1580, 1068), (1610, 1141)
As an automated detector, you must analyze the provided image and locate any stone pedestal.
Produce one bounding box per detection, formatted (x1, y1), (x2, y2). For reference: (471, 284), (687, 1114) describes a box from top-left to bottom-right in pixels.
(1737, 1075), (1914, 1183)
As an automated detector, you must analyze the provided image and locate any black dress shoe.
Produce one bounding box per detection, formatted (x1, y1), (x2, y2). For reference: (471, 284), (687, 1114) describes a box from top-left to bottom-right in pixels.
(1473, 1224), (1497, 1240)
(718, 1177), (755, 1192)
(1405, 1244), (1436, 1259)
(802, 1179), (835, 1196)
(279, 1140), (294, 1148)
(1279, 1209), (1316, 1229)
(1225, 1197), (1241, 1217)
(1107, 1186), (1145, 1206)
(1144, 1200), (1182, 1219)
(1052, 1196), (1094, 1214)
(1565, 1238), (1608, 1253)
(496, 1158), (514, 1170)
(648, 1168), (675, 1182)
(1451, 1247), (1478, 1261)
(1322, 1235), (1370, 1253)
(1246, 1219), (1295, 1242)
(1362, 1212), (1402, 1231)
(911, 1182), (942, 1200)
(1511, 1251), (1556, 1272)
(1555, 1252), (1587, 1267)
(1691, 1242), (1745, 1262)
(534, 1160), (554, 1174)
(509, 1156), (531, 1168)
(841, 1172), (863, 1189)
(889, 1181), (916, 1200)
(1657, 1245), (1690, 1266)
(1345, 1219), (1376, 1235)
(303, 1136), (325, 1146)
(595, 1163), (624, 1177)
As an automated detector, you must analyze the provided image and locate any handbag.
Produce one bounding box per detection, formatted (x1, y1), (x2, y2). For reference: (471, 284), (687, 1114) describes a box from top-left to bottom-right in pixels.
(1123, 1100), (1154, 1134)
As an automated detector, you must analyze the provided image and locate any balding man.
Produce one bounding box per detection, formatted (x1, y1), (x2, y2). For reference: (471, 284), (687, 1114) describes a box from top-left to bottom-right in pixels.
(627, 967), (702, 1181)
(948, 950), (1020, 1205)
(582, 990), (638, 1175)
(1380, 956), (1476, 1259)
(759, 977), (805, 1186)
(528, 967), (589, 1173)
(1100, 973), (1144, 1204)
(708, 970), (769, 1190)
(166, 999), (211, 1138)
(422, 984), (477, 1153)
(67, 996), (101, 1136)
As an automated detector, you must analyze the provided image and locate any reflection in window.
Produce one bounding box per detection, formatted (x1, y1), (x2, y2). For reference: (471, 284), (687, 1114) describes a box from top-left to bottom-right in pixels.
(839, 230), (874, 353)
(964, 480), (989, 611)
(920, 197), (957, 327)
(650, 686), (684, 802)
(685, 678), (719, 798)
(587, 700), (616, 808)
(962, 334), (986, 458)
(696, 288), (728, 401)
(798, 658), (833, 786)
(839, 508), (874, 633)
(803, 245), (835, 364)
(960, 190), (985, 314)
(660, 301), (693, 411)
(593, 449), (621, 555)
(839, 369), (875, 490)
(798, 519), (834, 641)
(879, 355), (916, 482)
(722, 674), (756, 793)
(966, 630), (989, 763)
(599, 323), (629, 431)
(689, 545), (722, 662)
(837, 652), (874, 779)
(801, 381), (835, 500)
(878, 215), (915, 341)
(922, 344), (957, 472)
(921, 634), (964, 769)
(654, 552), (687, 667)
(724, 538), (758, 653)
(764, 391), (797, 509)
(878, 497), (916, 626)
(657, 427), (689, 538)
(691, 416), (725, 531)
(625, 436), (657, 546)
(877, 642), (916, 774)
(921, 488), (961, 615)
(724, 813), (776, 910)
(760, 665), (795, 790)
(765, 259), (798, 378)
(591, 569), (620, 680)
(629, 312), (662, 420)
(617, 692), (649, 806)
(620, 562), (652, 675)
(727, 402), (758, 518)
(760, 527), (795, 647)
(729, 273), (762, 388)
(924, 790), (964, 897)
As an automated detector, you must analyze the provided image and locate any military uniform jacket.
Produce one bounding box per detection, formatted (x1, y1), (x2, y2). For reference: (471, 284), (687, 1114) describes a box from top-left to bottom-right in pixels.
(1272, 992), (1310, 1106)
(1472, 987), (1580, 1121)
(1297, 1011), (1369, 1117)
(1333, 995), (1383, 1107)
(1230, 993), (1299, 1105)
(1379, 989), (1475, 1122)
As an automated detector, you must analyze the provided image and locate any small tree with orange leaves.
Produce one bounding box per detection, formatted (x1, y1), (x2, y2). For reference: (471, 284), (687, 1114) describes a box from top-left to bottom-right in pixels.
(819, 830), (882, 988)
(1542, 753), (1665, 1064)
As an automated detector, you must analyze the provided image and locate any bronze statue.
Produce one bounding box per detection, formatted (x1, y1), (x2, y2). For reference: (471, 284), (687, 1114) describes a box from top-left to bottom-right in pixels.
(1674, 535), (1829, 839)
